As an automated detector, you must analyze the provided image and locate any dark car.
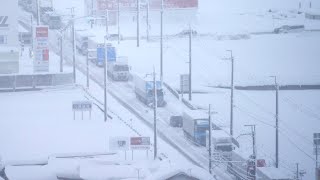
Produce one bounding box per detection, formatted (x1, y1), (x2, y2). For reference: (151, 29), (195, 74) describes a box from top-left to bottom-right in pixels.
(169, 116), (183, 127)
(176, 30), (197, 37)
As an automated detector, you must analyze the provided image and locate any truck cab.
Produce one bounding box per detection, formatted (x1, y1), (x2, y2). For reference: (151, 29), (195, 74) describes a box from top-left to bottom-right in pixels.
(206, 130), (234, 159)
(107, 57), (130, 81)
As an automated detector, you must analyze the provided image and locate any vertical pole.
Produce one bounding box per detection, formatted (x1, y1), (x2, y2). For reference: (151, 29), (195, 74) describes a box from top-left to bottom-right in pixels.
(296, 163), (299, 180)
(188, 25), (192, 101)
(230, 50), (234, 136)
(104, 47), (107, 122)
(276, 77), (279, 168)
(316, 144), (318, 169)
(106, 10), (109, 36)
(86, 51), (89, 88)
(36, 0), (40, 25)
(60, 36), (63, 72)
(253, 125), (257, 180)
(137, 0), (140, 47)
(209, 104), (212, 174)
(153, 67), (158, 160)
(160, 0), (164, 83)
(146, 1), (149, 42)
(31, 15), (33, 51)
(71, 8), (76, 84)
(117, 0), (120, 44)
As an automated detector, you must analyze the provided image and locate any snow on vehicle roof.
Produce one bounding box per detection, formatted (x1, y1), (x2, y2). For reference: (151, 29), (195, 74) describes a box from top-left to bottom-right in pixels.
(18, 24), (29, 33)
(184, 109), (208, 120)
(210, 129), (231, 139)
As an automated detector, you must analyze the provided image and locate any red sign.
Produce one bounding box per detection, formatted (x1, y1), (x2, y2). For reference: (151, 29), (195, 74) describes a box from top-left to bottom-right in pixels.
(42, 49), (49, 61)
(257, 159), (266, 167)
(36, 27), (48, 38)
(130, 137), (150, 150)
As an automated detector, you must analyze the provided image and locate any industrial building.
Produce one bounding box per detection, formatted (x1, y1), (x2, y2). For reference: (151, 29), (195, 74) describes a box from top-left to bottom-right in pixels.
(0, 0), (19, 74)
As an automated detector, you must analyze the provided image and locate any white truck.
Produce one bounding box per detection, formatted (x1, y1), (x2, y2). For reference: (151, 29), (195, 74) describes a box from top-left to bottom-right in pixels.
(75, 30), (95, 55)
(206, 130), (234, 159)
(107, 56), (130, 81)
(133, 74), (166, 107)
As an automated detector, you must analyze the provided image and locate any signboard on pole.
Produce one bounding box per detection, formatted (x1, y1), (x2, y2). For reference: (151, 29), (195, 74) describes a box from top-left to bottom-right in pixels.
(180, 74), (189, 93)
(130, 137), (151, 150)
(109, 137), (130, 151)
(33, 26), (49, 72)
(106, 45), (116, 62)
(96, 44), (105, 66)
(72, 101), (92, 111)
(314, 133), (320, 155)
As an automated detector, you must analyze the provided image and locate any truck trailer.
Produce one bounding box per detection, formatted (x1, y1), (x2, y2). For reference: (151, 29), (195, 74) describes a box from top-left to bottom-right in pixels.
(182, 110), (209, 146)
(133, 74), (166, 107)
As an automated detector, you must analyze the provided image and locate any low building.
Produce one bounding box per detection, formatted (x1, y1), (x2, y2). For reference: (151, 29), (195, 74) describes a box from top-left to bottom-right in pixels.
(305, 9), (320, 20)
(0, 0), (19, 74)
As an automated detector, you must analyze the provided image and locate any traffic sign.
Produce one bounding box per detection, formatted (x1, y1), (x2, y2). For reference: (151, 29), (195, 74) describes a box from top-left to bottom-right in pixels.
(107, 46), (116, 62)
(180, 74), (189, 93)
(97, 45), (105, 65)
(109, 137), (130, 151)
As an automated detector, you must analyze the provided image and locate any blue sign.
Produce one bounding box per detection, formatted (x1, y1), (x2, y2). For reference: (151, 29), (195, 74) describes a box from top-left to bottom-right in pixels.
(97, 47), (105, 65)
(107, 46), (116, 62)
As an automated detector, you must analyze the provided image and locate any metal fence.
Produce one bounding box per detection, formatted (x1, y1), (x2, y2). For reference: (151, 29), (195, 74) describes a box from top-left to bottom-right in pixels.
(0, 73), (73, 91)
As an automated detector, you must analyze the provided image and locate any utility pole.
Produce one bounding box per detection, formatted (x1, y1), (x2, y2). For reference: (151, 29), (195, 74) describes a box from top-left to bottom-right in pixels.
(222, 50), (235, 136)
(270, 76), (279, 168)
(160, 0), (164, 83)
(60, 35), (63, 72)
(30, 15), (34, 51)
(36, 0), (40, 25)
(71, 7), (76, 83)
(188, 24), (192, 101)
(117, 0), (120, 44)
(153, 67), (158, 160)
(105, 9), (109, 36)
(146, 0), (149, 42)
(86, 50), (89, 88)
(245, 124), (257, 180)
(104, 46), (108, 122)
(208, 104), (212, 174)
(136, 0), (140, 47)
(296, 163), (300, 180)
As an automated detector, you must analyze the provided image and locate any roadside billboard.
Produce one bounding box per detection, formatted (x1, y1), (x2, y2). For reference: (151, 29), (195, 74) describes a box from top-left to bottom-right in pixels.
(33, 26), (49, 72)
(130, 137), (150, 150)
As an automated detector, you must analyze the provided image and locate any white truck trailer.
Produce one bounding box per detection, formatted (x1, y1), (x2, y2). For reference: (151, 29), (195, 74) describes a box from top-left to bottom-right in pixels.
(133, 74), (166, 107)
(182, 110), (209, 146)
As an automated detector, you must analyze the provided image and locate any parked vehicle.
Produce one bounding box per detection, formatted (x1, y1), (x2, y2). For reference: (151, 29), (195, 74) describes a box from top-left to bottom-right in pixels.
(177, 29), (197, 37)
(170, 115), (183, 127)
(133, 74), (166, 107)
(274, 25), (304, 34)
(182, 110), (209, 146)
(107, 56), (129, 81)
(105, 34), (123, 41)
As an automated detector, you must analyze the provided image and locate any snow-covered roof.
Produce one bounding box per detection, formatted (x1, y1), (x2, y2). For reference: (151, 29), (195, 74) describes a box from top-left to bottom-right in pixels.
(211, 129), (231, 139)
(258, 167), (292, 180)
(305, 9), (320, 15)
(18, 24), (29, 33)
(150, 164), (214, 180)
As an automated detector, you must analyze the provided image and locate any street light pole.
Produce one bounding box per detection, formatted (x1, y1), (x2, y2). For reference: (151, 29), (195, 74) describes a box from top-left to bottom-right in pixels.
(188, 24), (192, 101)
(136, 0), (140, 47)
(245, 124), (257, 180)
(270, 76), (279, 168)
(209, 104), (212, 174)
(153, 67), (158, 160)
(160, 0), (164, 82)
(117, 0), (120, 44)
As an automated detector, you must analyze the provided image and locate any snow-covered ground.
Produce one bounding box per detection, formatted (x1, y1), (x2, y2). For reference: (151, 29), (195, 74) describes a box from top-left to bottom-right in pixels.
(11, 0), (320, 179)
